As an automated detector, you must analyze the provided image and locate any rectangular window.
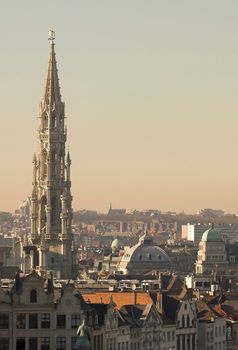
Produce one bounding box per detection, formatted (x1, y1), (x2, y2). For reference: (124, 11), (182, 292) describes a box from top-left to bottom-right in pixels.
(41, 337), (50, 350)
(71, 337), (77, 350)
(29, 338), (38, 350)
(16, 314), (26, 329)
(57, 315), (66, 329)
(29, 314), (38, 329)
(0, 314), (9, 329)
(172, 330), (175, 341)
(41, 314), (50, 328)
(57, 336), (66, 350)
(71, 314), (80, 328)
(0, 338), (9, 350)
(16, 339), (25, 350)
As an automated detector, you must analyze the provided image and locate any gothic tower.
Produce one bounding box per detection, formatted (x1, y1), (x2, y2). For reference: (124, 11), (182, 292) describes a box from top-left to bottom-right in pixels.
(30, 30), (73, 278)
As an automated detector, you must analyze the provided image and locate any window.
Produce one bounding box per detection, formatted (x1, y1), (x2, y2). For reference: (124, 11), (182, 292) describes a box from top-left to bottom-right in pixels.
(41, 337), (50, 350)
(16, 314), (26, 329)
(0, 338), (9, 350)
(71, 314), (80, 328)
(167, 331), (170, 341)
(0, 314), (9, 329)
(57, 314), (66, 328)
(30, 289), (37, 303)
(29, 314), (38, 329)
(187, 315), (190, 327)
(172, 330), (175, 341)
(57, 336), (66, 350)
(71, 337), (77, 350)
(16, 338), (25, 350)
(41, 314), (50, 328)
(29, 338), (38, 350)
(182, 315), (185, 328)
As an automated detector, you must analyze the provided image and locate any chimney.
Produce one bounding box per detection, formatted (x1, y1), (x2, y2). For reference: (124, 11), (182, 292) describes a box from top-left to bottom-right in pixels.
(15, 272), (21, 294)
(47, 272), (54, 294)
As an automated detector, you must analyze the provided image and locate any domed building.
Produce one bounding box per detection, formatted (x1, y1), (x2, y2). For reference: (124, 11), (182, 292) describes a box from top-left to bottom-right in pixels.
(111, 237), (124, 253)
(195, 227), (228, 275)
(117, 233), (171, 277)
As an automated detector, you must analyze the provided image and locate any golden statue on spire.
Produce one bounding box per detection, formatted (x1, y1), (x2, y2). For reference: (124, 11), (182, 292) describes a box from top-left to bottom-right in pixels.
(48, 28), (55, 43)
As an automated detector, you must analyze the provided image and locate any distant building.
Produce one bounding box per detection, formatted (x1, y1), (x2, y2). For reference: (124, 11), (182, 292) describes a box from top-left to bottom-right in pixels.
(117, 233), (171, 277)
(108, 204), (126, 216)
(197, 209), (225, 217)
(195, 228), (228, 275)
(182, 223), (195, 241)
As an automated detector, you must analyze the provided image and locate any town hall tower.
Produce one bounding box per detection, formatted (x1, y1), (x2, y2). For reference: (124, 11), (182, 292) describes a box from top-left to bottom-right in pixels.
(29, 30), (73, 278)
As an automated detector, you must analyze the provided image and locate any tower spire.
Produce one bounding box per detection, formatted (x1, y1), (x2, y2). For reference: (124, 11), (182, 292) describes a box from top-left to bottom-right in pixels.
(29, 31), (74, 278)
(42, 29), (61, 108)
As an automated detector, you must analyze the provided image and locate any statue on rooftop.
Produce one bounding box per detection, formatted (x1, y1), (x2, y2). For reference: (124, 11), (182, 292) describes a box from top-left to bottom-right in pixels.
(75, 320), (91, 350)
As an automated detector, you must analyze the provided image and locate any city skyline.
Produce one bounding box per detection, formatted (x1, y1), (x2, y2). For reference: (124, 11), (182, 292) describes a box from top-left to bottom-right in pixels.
(1, 1), (238, 214)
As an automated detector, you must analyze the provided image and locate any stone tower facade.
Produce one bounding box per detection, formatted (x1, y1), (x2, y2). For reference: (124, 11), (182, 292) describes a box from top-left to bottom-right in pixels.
(29, 31), (73, 278)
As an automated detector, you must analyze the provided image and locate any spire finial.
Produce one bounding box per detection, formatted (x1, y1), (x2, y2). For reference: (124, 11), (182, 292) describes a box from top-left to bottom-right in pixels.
(48, 28), (55, 44)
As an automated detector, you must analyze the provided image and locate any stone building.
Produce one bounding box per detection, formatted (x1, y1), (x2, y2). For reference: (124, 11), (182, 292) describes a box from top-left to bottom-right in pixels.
(23, 30), (74, 279)
(196, 299), (226, 350)
(0, 270), (93, 350)
(116, 233), (171, 277)
(195, 228), (228, 275)
(0, 270), (177, 350)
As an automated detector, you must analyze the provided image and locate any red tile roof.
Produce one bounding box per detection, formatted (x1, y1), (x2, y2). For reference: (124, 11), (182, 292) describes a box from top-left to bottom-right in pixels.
(81, 291), (153, 309)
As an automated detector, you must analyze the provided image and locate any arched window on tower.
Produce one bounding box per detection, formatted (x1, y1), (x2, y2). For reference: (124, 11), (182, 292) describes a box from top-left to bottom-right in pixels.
(51, 197), (56, 225)
(51, 151), (57, 177)
(60, 115), (64, 128)
(42, 113), (48, 130)
(187, 315), (190, 327)
(40, 195), (47, 229)
(51, 111), (56, 128)
(41, 149), (47, 179)
(30, 289), (37, 303)
(182, 315), (185, 328)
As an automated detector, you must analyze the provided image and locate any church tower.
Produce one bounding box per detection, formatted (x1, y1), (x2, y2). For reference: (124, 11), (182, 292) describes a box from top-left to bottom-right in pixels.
(30, 30), (73, 278)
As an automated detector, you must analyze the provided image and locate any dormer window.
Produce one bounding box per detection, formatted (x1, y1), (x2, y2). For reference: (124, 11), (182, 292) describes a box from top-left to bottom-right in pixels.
(30, 289), (37, 303)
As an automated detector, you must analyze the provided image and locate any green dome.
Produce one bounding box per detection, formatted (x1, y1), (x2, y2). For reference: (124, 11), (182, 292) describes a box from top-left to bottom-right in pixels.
(201, 228), (223, 242)
(111, 237), (124, 251)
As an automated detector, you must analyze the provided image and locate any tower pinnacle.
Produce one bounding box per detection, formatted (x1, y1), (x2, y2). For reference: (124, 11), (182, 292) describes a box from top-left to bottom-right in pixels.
(43, 29), (61, 108)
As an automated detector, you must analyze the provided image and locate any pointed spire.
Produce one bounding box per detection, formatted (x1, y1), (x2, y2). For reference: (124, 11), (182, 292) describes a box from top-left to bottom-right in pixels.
(32, 152), (37, 164)
(43, 29), (61, 108)
(66, 151), (71, 165)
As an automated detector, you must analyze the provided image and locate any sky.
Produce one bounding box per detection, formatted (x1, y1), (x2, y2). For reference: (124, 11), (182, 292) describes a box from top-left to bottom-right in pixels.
(1, 1), (238, 214)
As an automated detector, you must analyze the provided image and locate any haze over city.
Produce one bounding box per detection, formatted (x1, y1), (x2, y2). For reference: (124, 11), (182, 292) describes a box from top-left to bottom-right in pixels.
(1, 0), (238, 213)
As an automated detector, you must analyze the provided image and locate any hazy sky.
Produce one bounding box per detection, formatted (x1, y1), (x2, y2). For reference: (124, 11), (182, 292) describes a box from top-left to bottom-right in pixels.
(1, 1), (238, 214)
